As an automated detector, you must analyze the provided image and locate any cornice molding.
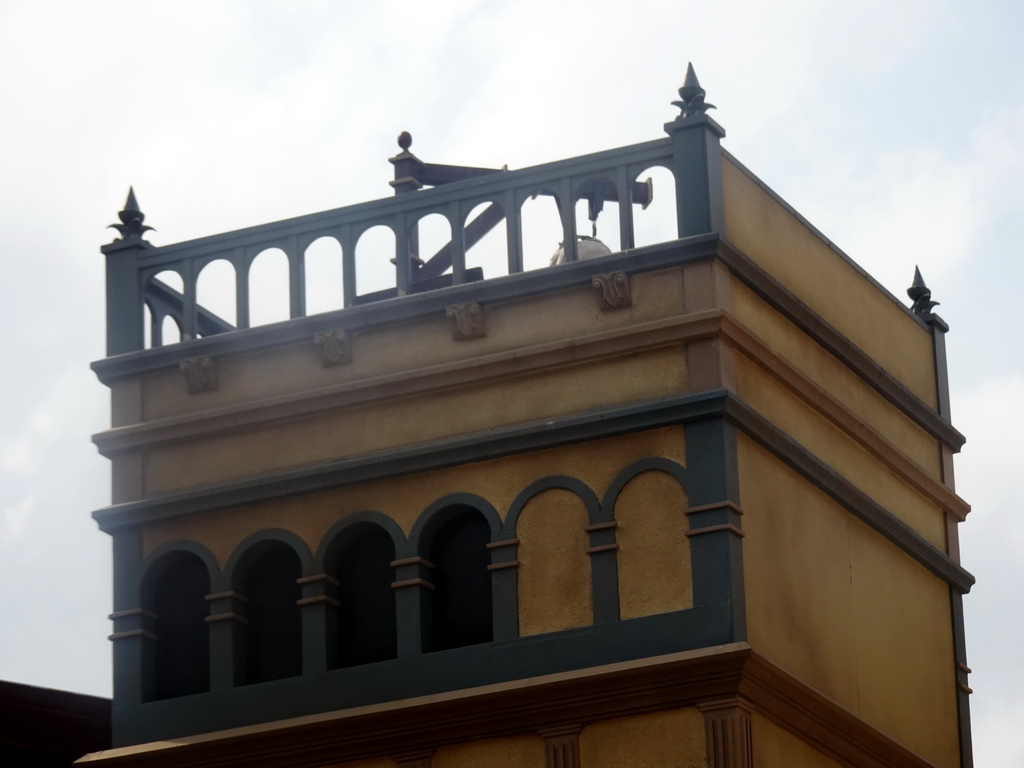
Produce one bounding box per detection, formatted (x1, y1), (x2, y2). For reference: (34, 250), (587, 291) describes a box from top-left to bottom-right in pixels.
(77, 647), (937, 768)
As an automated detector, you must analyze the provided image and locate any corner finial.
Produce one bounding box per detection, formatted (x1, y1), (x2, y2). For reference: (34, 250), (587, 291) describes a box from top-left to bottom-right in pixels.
(673, 63), (715, 118)
(907, 266), (940, 317)
(108, 187), (154, 245)
(397, 131), (412, 151)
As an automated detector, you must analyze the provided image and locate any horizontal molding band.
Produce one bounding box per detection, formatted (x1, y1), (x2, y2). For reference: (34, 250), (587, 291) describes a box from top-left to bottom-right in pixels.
(390, 557), (435, 569)
(109, 608), (157, 621)
(486, 561), (521, 571)
(686, 524), (744, 538)
(84, 644), (933, 768)
(686, 501), (743, 517)
(108, 629), (158, 642)
(716, 238), (964, 451)
(721, 396), (974, 593)
(205, 591), (247, 603)
(92, 388), (971, 593)
(92, 390), (730, 532)
(92, 309), (724, 459)
(297, 596), (341, 608)
(718, 313), (969, 521)
(391, 578), (434, 591)
(205, 613), (247, 625)
(297, 573), (340, 587)
(485, 539), (519, 550)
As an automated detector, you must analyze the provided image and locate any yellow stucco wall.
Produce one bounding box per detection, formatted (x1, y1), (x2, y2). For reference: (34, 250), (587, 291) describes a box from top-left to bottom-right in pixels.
(739, 434), (959, 768)
(615, 470), (692, 619)
(734, 352), (947, 547)
(143, 344), (687, 495)
(751, 713), (845, 768)
(138, 267), (688, 423)
(432, 733), (546, 768)
(730, 279), (941, 479)
(721, 156), (937, 407)
(142, 426), (687, 564)
(517, 488), (593, 635)
(579, 707), (705, 768)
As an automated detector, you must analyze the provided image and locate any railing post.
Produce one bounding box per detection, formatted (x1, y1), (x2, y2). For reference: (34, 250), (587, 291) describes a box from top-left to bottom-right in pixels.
(664, 64), (726, 237)
(101, 188), (153, 355)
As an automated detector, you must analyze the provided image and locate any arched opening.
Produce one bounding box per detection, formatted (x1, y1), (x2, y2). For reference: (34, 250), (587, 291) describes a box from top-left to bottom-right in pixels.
(161, 315), (182, 346)
(247, 247), (290, 327)
(355, 225), (396, 298)
(305, 236), (344, 316)
(574, 177), (621, 256)
(632, 166), (676, 248)
(519, 192), (564, 271)
(428, 508), (492, 651)
(241, 544), (302, 684)
(148, 553), (210, 700)
(465, 201), (508, 280)
(196, 258), (237, 330)
(146, 270), (185, 348)
(332, 525), (397, 667)
(413, 212), (451, 271)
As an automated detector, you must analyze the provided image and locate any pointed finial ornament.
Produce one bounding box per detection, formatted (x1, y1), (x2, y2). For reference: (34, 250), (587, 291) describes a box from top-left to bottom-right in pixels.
(108, 187), (154, 244)
(907, 265), (940, 317)
(673, 63), (716, 118)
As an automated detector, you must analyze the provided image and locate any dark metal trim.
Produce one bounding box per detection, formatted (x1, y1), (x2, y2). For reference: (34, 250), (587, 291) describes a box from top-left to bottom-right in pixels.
(92, 391), (729, 532)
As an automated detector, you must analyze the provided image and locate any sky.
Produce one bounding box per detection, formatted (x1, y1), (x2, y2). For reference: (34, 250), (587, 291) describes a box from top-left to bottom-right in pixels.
(1, 0), (1021, 763)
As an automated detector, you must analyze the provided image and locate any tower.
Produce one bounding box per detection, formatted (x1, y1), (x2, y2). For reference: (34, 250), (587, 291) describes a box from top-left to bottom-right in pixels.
(84, 67), (972, 768)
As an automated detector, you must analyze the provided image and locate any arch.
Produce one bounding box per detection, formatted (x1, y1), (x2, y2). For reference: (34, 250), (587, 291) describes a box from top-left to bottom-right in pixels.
(573, 175), (622, 254)
(631, 164), (676, 248)
(223, 528), (314, 585)
(160, 315), (182, 346)
(304, 235), (344, 316)
(196, 258), (237, 329)
(247, 247), (290, 327)
(410, 494), (500, 652)
(514, 486), (593, 636)
(145, 268), (186, 348)
(314, 511), (405, 572)
(328, 522), (399, 667)
(519, 190), (564, 271)
(139, 544), (218, 701)
(606, 461), (692, 620)
(354, 224), (397, 298)
(140, 539), (220, 591)
(426, 508), (493, 651)
(413, 212), (452, 271)
(505, 475), (601, 531)
(601, 457), (688, 517)
(408, 492), (502, 555)
(225, 530), (312, 685)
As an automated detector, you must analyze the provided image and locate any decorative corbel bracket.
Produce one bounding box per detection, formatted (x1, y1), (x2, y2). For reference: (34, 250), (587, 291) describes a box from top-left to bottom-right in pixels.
(445, 301), (485, 340)
(180, 355), (217, 394)
(539, 724), (582, 768)
(313, 329), (352, 367)
(592, 271), (632, 311)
